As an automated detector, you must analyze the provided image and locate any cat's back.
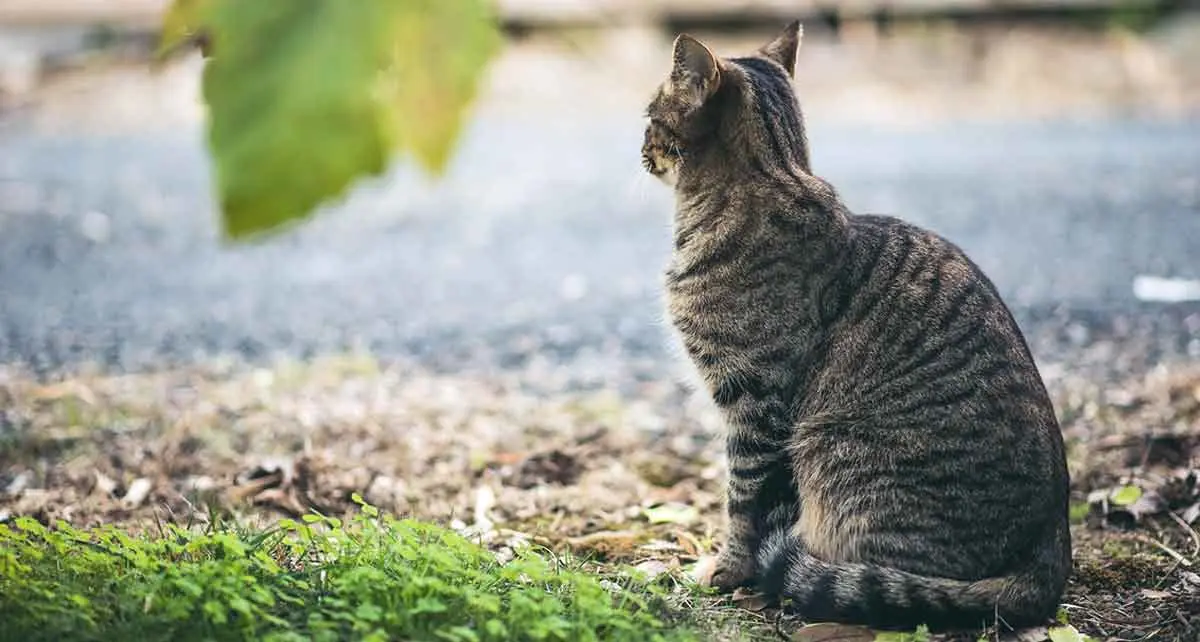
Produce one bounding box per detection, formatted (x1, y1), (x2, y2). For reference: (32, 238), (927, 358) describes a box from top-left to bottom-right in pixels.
(826, 213), (1048, 402)
(804, 210), (1066, 497)
(792, 212), (1069, 576)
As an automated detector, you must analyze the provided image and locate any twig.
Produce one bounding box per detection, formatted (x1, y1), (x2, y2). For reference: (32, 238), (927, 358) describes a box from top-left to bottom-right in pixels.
(1134, 534), (1194, 567)
(1167, 510), (1200, 561)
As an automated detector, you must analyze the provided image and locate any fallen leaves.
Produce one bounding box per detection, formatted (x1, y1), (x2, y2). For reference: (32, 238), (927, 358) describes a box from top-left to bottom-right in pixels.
(789, 623), (876, 641)
(564, 530), (641, 559)
(2, 359), (1200, 639)
(505, 449), (582, 489)
(730, 587), (772, 613)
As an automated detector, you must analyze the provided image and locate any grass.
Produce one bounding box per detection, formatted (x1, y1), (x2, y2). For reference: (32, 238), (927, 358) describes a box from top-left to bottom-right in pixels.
(0, 495), (700, 642)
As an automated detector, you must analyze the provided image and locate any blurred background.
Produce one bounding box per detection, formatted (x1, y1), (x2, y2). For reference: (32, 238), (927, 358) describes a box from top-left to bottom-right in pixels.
(0, 0), (1198, 390)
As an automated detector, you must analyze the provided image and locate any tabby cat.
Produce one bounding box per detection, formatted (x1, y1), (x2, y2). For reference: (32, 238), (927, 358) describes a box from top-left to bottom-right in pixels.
(641, 22), (1071, 630)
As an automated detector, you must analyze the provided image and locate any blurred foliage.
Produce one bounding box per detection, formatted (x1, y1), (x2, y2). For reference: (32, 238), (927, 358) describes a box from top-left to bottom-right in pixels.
(159, 0), (500, 240)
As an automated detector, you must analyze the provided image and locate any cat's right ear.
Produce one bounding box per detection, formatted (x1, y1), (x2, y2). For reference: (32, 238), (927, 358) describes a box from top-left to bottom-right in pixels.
(669, 34), (720, 107)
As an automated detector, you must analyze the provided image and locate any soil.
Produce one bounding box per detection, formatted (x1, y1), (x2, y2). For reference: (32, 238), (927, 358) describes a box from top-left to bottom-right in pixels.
(2, 352), (1197, 641)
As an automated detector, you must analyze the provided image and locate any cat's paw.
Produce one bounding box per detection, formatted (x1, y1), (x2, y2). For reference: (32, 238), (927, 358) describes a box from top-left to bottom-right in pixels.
(705, 553), (757, 592)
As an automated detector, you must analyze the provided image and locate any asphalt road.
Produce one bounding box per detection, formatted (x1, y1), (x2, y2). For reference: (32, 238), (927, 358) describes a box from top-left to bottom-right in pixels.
(1, 109), (1199, 388)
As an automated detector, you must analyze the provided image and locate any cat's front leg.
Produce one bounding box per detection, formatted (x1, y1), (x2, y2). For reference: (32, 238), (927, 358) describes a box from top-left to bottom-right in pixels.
(709, 425), (790, 592)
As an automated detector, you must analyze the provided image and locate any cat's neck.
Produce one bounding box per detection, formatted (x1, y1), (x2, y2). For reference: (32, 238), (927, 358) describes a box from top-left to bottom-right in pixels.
(671, 166), (848, 251)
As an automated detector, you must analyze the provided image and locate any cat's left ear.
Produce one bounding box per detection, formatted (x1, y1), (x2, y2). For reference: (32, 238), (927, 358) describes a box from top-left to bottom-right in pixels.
(759, 20), (803, 77)
(669, 34), (721, 107)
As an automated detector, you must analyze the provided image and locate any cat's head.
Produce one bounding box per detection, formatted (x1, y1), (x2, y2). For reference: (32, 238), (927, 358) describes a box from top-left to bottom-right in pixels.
(641, 21), (808, 186)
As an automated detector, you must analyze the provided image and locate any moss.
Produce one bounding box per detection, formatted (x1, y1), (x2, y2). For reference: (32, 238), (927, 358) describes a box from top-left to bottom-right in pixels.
(1074, 552), (1171, 593)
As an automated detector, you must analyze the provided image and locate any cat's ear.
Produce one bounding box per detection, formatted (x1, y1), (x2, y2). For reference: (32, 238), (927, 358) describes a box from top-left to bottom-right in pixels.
(759, 20), (803, 77)
(669, 34), (720, 106)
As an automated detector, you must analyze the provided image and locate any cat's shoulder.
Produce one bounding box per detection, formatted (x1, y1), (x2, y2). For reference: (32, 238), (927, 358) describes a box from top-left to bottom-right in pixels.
(848, 213), (966, 255)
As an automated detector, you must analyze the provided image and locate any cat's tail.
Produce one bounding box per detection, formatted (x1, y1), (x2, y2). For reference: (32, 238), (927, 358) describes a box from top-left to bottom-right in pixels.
(755, 526), (1068, 631)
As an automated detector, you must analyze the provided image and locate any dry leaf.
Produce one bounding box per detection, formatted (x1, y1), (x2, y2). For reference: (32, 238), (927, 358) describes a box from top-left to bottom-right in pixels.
(509, 449), (581, 488)
(565, 530), (640, 558)
(789, 622), (876, 642)
(730, 587), (771, 612)
(675, 529), (703, 557)
(226, 473), (282, 504)
(639, 539), (683, 553)
(252, 488), (307, 516)
(1180, 501), (1199, 525)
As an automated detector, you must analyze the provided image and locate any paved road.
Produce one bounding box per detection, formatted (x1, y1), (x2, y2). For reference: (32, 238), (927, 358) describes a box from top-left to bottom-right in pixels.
(1, 109), (1199, 388)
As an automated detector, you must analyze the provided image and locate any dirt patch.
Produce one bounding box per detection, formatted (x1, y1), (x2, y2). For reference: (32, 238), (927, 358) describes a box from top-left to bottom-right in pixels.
(2, 355), (1198, 639)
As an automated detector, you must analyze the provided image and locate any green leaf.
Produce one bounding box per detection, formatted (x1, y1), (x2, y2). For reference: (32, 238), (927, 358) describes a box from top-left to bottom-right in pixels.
(201, 0), (392, 239)
(413, 597), (447, 614)
(1110, 485), (1142, 506)
(228, 596), (252, 617)
(203, 599), (228, 624)
(198, 0), (499, 240)
(436, 626), (480, 642)
(354, 602), (383, 623)
(642, 503), (699, 525)
(1048, 624), (1088, 642)
(1068, 501), (1091, 524)
(157, 0), (213, 59)
(379, 0), (501, 174)
(873, 626), (929, 642)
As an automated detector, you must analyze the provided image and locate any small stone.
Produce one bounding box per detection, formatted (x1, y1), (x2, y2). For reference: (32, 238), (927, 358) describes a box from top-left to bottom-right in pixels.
(79, 210), (112, 243)
(632, 559), (669, 580)
(122, 478), (153, 508)
(560, 274), (588, 301)
(93, 471), (118, 497)
(4, 471), (31, 496)
(185, 475), (218, 492)
(364, 475), (404, 508)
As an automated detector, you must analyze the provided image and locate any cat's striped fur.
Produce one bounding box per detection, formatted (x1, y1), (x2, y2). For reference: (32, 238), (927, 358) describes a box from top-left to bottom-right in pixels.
(641, 22), (1071, 631)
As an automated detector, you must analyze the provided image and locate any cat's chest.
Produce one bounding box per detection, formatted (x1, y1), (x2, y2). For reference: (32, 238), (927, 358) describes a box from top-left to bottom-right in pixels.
(663, 279), (760, 378)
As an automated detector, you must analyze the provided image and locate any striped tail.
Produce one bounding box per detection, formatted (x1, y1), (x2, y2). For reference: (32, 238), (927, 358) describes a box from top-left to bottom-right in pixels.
(755, 527), (1068, 631)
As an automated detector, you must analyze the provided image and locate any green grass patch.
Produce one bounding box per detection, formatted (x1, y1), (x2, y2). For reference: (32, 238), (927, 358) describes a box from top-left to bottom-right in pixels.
(0, 496), (698, 642)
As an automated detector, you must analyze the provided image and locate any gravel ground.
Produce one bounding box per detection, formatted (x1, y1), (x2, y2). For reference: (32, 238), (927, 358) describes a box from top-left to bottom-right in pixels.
(1, 104), (1198, 389)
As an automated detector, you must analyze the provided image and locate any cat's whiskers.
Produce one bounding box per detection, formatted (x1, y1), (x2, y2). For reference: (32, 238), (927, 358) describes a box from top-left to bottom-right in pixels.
(669, 142), (684, 169)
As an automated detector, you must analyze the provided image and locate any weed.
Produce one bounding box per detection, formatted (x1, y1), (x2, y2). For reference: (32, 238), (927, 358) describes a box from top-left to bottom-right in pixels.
(0, 495), (699, 642)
